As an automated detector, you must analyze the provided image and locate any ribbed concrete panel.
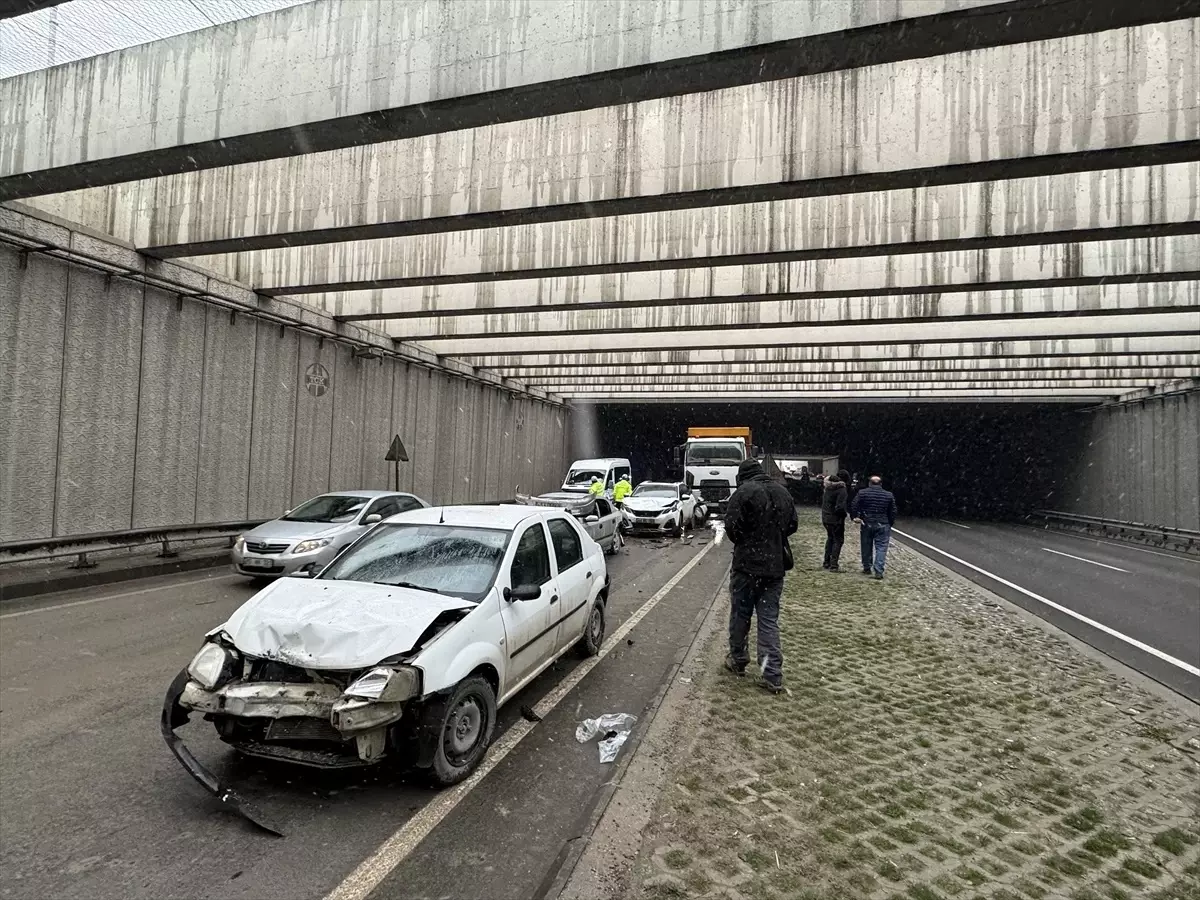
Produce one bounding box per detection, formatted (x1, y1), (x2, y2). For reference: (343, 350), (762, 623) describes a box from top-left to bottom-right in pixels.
(433, 373), (459, 506)
(55, 270), (142, 534)
(195, 305), (256, 522)
(328, 345), (366, 491)
(388, 281), (1197, 341)
(453, 382), (476, 504)
(480, 391), (499, 502)
(528, 373), (1167, 388)
(473, 337), (1200, 369)
(290, 335), (337, 504)
(1063, 391), (1200, 529)
(358, 358), (394, 491)
(427, 312), (1200, 358)
(30, 19), (1195, 260)
(411, 369), (440, 503)
(132, 290), (205, 528)
(390, 361), (418, 495)
(0, 248), (65, 542)
(154, 163), (1198, 284)
(499, 358), (1200, 377)
(247, 322), (298, 519)
(0, 0), (1010, 196)
(497, 394), (517, 503)
(330, 235), (1199, 320)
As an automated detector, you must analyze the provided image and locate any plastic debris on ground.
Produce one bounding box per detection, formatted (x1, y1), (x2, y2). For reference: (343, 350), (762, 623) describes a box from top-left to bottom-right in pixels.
(575, 712), (638, 761)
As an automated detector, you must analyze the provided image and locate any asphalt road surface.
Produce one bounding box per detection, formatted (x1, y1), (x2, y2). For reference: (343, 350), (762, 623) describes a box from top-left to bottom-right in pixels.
(0, 531), (731, 900)
(892, 519), (1200, 703)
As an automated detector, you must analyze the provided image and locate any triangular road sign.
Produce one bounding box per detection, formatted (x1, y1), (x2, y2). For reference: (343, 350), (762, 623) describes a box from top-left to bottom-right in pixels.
(385, 435), (409, 462)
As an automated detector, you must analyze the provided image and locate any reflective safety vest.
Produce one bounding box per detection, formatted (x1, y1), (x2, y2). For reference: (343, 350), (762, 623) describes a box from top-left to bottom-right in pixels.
(613, 480), (632, 501)
(588, 481), (605, 496)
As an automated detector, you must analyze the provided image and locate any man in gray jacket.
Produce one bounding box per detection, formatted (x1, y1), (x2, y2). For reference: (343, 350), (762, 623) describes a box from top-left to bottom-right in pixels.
(723, 459), (798, 693)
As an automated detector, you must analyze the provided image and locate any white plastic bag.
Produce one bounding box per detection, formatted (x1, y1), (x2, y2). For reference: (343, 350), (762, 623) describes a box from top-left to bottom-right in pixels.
(575, 712), (638, 762)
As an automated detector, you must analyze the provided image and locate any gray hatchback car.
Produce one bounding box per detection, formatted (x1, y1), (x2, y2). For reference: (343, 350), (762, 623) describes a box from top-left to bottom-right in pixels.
(231, 490), (429, 578)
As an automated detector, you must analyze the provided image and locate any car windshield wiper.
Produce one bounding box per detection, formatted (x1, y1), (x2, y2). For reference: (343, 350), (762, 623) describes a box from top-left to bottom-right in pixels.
(375, 581), (442, 594)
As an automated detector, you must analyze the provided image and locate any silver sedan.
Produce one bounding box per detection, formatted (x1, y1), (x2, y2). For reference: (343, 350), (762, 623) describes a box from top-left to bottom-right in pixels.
(231, 491), (429, 578)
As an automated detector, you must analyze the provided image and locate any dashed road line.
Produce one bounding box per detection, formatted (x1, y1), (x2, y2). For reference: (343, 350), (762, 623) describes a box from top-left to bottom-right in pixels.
(1042, 547), (1130, 573)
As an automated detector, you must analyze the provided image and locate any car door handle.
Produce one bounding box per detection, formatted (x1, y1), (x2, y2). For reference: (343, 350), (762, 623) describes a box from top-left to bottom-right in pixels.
(586, 572), (592, 579)
(550, 594), (559, 604)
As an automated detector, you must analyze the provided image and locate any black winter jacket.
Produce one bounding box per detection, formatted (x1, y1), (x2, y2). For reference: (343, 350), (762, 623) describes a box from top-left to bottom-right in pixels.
(726, 468), (799, 578)
(820, 479), (848, 525)
(851, 484), (897, 526)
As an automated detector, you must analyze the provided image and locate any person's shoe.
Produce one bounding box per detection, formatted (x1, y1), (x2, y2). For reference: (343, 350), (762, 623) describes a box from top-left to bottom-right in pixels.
(758, 679), (785, 695)
(821, 562), (830, 570)
(862, 568), (872, 575)
(873, 572), (884, 580)
(724, 655), (746, 676)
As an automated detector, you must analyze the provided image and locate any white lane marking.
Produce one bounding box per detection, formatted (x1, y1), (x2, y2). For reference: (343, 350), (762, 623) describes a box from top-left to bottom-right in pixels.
(1015, 525), (1200, 563)
(893, 529), (1200, 678)
(0, 573), (241, 620)
(938, 519), (971, 529)
(1042, 547), (1130, 573)
(324, 540), (719, 900)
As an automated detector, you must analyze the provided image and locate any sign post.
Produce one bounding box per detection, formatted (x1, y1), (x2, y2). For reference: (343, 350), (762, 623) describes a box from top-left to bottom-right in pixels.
(385, 435), (409, 491)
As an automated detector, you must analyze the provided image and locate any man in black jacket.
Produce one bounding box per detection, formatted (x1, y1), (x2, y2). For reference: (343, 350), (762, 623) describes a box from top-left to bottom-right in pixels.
(851, 475), (898, 579)
(820, 469), (850, 571)
(723, 458), (799, 693)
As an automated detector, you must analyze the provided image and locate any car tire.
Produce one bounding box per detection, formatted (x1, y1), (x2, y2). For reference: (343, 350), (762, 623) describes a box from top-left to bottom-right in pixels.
(693, 507), (706, 528)
(426, 676), (497, 786)
(607, 530), (624, 555)
(672, 515), (683, 537)
(576, 600), (606, 658)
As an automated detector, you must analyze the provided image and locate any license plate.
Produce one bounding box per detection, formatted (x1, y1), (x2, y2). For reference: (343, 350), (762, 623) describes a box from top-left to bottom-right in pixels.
(242, 557), (276, 569)
(636, 518), (656, 525)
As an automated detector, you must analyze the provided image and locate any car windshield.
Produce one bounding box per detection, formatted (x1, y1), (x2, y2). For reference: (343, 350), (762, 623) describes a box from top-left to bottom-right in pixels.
(633, 484), (677, 498)
(684, 442), (745, 465)
(282, 495), (368, 523)
(319, 524), (509, 601)
(564, 469), (604, 485)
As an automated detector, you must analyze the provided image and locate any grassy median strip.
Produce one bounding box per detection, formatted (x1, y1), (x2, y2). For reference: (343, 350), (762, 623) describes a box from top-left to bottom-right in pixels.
(629, 513), (1200, 900)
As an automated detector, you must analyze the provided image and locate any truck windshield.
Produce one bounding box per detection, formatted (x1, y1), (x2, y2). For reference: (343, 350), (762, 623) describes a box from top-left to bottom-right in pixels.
(564, 469), (604, 486)
(684, 442), (745, 465)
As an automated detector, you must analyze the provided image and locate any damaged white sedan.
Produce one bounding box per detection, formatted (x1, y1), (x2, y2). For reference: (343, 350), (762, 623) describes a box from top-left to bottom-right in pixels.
(162, 505), (609, 830)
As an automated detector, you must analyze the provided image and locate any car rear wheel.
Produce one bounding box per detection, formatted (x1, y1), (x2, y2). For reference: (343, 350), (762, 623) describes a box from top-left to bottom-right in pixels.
(576, 600), (605, 658)
(427, 676), (497, 786)
(607, 530), (624, 555)
(672, 514), (683, 537)
(693, 507), (707, 528)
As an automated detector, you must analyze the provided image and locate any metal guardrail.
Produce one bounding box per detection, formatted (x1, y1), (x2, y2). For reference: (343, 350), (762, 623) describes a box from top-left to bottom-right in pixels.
(1026, 509), (1200, 552)
(0, 521), (265, 569)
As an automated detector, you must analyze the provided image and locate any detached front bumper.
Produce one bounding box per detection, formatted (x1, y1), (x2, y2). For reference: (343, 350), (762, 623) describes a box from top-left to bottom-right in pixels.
(161, 670), (412, 831)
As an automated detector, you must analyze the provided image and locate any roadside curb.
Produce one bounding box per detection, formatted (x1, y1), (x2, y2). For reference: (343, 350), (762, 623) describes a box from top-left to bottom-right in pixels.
(0, 553), (228, 603)
(539, 559), (733, 900)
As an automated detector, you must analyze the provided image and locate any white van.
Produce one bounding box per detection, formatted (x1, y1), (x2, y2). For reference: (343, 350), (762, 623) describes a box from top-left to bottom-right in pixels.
(562, 458), (632, 496)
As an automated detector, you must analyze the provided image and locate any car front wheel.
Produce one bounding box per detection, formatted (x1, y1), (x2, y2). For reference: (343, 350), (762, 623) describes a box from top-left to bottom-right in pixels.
(427, 676), (497, 786)
(576, 600), (606, 657)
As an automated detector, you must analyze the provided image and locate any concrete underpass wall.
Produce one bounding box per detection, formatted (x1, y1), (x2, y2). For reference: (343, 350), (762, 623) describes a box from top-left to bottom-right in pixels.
(0, 243), (568, 543)
(1058, 391), (1200, 531)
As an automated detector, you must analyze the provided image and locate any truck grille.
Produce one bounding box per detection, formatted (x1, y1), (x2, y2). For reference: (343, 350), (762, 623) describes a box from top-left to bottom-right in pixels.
(699, 481), (731, 502)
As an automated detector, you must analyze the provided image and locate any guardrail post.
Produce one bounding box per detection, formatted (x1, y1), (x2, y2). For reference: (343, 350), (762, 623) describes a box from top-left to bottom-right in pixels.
(70, 552), (96, 570)
(158, 539), (179, 559)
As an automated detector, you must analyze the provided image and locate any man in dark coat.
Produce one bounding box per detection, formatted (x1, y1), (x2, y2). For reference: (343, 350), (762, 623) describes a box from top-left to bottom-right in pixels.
(851, 475), (898, 579)
(820, 469), (850, 571)
(723, 458), (798, 693)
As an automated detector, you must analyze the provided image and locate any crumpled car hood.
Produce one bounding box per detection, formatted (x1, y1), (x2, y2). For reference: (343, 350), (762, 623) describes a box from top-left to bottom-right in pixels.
(215, 579), (476, 669)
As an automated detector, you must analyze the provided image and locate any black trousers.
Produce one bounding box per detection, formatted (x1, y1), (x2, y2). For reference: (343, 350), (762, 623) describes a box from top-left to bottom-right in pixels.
(823, 522), (845, 568)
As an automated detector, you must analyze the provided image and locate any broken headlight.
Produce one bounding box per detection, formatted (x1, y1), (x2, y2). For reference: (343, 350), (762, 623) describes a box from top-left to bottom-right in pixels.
(344, 666), (420, 702)
(187, 641), (236, 690)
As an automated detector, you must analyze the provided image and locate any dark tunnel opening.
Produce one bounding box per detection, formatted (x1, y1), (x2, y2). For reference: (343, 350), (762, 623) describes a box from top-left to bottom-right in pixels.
(589, 402), (1093, 520)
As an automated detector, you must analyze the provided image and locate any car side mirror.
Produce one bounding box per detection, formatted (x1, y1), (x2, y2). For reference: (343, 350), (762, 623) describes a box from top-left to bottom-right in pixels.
(362, 513), (383, 524)
(681, 493), (692, 501)
(585, 514), (600, 523)
(504, 584), (542, 602)
(672, 446), (682, 466)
